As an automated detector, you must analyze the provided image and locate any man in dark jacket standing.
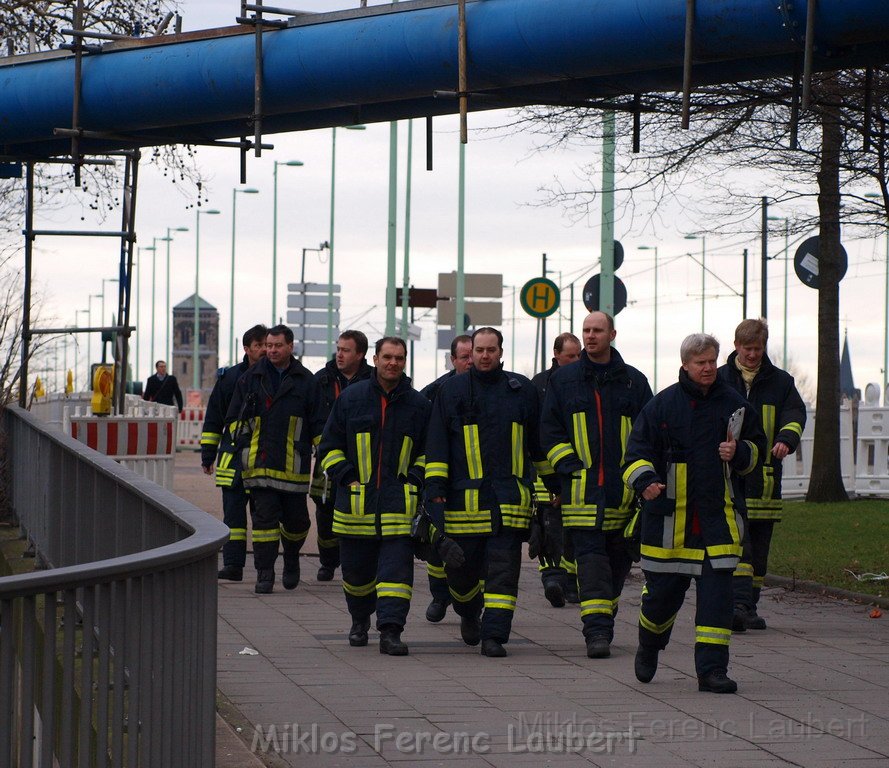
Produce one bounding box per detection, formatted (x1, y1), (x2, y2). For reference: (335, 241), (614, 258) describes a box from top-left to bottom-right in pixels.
(718, 318), (806, 630)
(623, 333), (765, 694)
(225, 325), (325, 594)
(143, 360), (183, 410)
(200, 324), (268, 581)
(541, 313), (652, 657)
(425, 327), (559, 658)
(418, 333), (472, 623)
(311, 330), (373, 582)
(319, 337), (430, 655)
(531, 331), (583, 607)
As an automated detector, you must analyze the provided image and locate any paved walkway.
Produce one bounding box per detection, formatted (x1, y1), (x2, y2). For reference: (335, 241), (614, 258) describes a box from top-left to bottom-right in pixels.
(173, 452), (889, 768)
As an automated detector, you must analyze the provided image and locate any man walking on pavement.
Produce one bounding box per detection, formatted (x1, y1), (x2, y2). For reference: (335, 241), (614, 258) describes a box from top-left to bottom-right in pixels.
(311, 330), (373, 582)
(623, 333), (764, 693)
(531, 331), (582, 607)
(718, 318), (806, 631)
(201, 324), (268, 581)
(225, 325), (325, 594)
(419, 333), (472, 623)
(425, 327), (559, 658)
(143, 360), (183, 411)
(319, 337), (430, 655)
(540, 312), (652, 658)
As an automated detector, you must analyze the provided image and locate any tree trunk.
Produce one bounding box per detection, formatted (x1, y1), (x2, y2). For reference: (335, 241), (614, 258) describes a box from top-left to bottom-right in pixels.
(806, 75), (848, 502)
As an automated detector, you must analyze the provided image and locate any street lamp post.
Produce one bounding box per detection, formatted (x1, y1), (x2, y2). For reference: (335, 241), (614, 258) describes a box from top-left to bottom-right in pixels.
(329, 126), (365, 351)
(165, 226), (189, 363)
(150, 238), (168, 370)
(231, 187), (259, 364)
(768, 215), (791, 368)
(76, 309), (89, 387)
(194, 208), (221, 390)
(101, 278), (119, 364)
(685, 234), (706, 332)
(87, 292), (102, 376)
(272, 160), (304, 324)
(638, 245), (659, 392)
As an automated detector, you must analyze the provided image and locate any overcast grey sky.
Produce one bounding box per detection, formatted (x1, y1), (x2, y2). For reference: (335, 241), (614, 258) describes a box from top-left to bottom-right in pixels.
(24, 0), (889, 398)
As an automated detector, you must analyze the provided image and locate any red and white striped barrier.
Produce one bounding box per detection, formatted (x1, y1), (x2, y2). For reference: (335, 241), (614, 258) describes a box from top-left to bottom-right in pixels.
(178, 407), (207, 449)
(68, 415), (177, 490)
(70, 418), (175, 455)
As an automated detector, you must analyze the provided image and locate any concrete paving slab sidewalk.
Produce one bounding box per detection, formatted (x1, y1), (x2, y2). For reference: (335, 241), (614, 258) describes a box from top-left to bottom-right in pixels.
(173, 451), (889, 768)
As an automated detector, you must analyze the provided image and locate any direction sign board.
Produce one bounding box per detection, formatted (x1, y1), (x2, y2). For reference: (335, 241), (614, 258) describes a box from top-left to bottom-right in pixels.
(286, 309), (340, 325)
(520, 277), (560, 318)
(287, 282), (341, 293)
(583, 274), (628, 315)
(793, 236), (848, 289)
(293, 340), (335, 358)
(287, 294), (342, 310)
(437, 300), (503, 326)
(438, 272), (503, 298)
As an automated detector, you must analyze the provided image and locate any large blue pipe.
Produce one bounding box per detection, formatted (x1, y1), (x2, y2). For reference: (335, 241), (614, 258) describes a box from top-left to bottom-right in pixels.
(1, 0), (889, 155)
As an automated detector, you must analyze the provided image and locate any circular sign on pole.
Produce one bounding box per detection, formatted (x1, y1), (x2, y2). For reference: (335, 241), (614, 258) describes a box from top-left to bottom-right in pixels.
(582, 274), (628, 315)
(612, 240), (624, 271)
(520, 277), (560, 318)
(793, 236), (848, 289)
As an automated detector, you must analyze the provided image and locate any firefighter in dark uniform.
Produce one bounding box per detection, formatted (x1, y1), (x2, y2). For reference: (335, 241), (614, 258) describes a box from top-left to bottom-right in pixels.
(531, 331), (582, 607)
(623, 333), (765, 693)
(311, 330), (373, 582)
(318, 337), (430, 655)
(425, 327), (559, 658)
(718, 318), (806, 631)
(225, 325), (326, 594)
(541, 313), (652, 659)
(419, 333), (472, 623)
(201, 324), (268, 581)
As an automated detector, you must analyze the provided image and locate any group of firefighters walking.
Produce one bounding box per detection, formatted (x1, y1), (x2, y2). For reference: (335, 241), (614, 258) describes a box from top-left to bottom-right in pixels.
(200, 310), (804, 694)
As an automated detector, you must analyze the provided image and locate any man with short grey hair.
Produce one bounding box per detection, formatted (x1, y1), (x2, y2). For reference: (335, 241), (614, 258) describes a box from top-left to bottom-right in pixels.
(622, 333), (764, 693)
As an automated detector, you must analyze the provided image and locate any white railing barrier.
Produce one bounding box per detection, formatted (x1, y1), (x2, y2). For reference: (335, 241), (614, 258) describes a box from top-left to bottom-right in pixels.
(782, 404), (855, 499)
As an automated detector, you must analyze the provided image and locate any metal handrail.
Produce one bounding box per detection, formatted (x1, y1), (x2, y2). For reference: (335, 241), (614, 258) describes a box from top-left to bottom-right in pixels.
(1, 404), (228, 767)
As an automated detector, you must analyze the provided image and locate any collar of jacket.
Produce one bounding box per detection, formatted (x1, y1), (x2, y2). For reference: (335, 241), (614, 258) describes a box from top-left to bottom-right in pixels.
(370, 371), (412, 399)
(470, 364), (504, 385)
(678, 367), (723, 400)
(254, 355), (306, 380)
(725, 350), (775, 381)
(322, 357), (372, 387)
(581, 346), (626, 382)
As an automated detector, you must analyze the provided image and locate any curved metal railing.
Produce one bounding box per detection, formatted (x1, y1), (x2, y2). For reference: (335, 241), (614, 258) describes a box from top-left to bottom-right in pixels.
(0, 405), (228, 767)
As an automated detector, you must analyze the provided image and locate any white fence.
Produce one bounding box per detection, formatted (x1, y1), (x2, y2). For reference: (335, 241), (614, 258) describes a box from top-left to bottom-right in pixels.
(782, 404), (856, 499)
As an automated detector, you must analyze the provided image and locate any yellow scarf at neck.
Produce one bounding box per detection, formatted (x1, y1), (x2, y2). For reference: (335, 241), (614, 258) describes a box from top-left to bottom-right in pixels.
(734, 356), (760, 392)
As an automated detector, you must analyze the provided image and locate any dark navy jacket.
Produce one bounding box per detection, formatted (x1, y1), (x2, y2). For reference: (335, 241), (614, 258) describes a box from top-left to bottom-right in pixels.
(541, 349), (653, 531)
(319, 374), (430, 538)
(225, 355), (325, 492)
(718, 352), (806, 520)
(623, 370), (765, 575)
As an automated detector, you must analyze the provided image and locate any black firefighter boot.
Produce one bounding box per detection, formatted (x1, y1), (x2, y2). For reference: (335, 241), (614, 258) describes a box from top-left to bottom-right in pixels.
(379, 625), (409, 656)
(255, 569), (275, 594)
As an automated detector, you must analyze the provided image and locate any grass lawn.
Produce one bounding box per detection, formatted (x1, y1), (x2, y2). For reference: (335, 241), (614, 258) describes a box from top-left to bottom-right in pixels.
(769, 499), (889, 598)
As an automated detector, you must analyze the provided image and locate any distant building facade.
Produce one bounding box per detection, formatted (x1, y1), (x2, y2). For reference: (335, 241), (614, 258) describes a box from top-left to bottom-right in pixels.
(172, 294), (219, 400)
